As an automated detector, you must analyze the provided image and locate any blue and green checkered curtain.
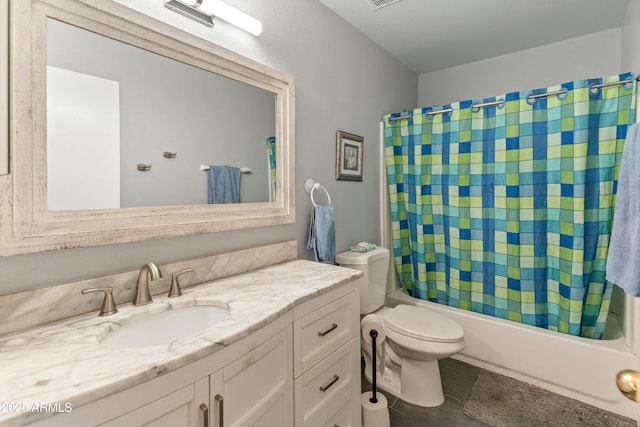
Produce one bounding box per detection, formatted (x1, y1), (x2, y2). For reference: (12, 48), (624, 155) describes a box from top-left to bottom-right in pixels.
(267, 136), (276, 202)
(385, 73), (636, 339)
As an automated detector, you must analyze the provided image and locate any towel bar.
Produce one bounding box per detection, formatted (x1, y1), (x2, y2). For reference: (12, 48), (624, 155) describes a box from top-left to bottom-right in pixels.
(200, 165), (252, 174)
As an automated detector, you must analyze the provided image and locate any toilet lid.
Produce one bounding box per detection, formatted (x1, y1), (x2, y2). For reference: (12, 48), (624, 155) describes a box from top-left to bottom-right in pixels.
(382, 305), (464, 343)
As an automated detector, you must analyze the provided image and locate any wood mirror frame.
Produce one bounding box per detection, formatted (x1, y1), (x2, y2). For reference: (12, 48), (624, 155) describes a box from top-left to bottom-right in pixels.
(0, 0), (7, 176)
(0, 0), (295, 257)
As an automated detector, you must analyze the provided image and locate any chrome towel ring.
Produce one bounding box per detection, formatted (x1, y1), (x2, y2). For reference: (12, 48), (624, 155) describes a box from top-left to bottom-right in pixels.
(310, 183), (331, 207)
(304, 178), (332, 207)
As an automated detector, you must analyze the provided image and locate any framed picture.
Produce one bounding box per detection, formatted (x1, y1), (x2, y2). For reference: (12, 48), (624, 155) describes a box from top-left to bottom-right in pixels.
(335, 131), (363, 181)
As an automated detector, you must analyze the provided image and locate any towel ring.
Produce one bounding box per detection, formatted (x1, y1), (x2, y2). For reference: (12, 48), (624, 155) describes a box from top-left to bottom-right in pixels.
(310, 183), (331, 207)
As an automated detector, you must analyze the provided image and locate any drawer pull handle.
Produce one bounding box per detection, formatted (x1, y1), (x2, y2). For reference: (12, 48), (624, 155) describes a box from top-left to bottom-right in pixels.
(318, 323), (338, 337)
(199, 403), (209, 427)
(319, 374), (340, 392)
(215, 394), (224, 427)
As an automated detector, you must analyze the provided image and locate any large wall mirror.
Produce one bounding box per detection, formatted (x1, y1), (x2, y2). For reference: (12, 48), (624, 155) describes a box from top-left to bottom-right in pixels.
(0, 0), (295, 256)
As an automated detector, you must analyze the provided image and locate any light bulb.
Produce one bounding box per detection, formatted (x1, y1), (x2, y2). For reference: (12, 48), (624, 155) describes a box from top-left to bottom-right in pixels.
(199, 0), (262, 35)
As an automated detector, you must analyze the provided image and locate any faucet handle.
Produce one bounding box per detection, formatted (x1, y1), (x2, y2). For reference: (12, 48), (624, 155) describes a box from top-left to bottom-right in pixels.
(81, 287), (118, 316)
(168, 268), (195, 298)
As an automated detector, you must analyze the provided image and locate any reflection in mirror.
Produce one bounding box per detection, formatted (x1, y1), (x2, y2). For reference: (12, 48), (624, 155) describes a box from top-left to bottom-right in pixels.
(267, 136), (276, 202)
(46, 18), (276, 210)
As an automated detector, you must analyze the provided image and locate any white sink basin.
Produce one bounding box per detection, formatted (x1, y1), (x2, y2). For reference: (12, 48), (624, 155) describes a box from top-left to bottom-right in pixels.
(101, 305), (230, 349)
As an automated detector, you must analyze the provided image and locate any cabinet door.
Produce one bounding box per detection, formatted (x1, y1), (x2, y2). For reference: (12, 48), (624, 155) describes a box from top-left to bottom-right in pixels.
(99, 378), (208, 427)
(209, 327), (292, 427)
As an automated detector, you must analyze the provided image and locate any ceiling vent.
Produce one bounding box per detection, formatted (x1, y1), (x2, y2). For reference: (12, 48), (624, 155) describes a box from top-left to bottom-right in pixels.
(368, 0), (403, 10)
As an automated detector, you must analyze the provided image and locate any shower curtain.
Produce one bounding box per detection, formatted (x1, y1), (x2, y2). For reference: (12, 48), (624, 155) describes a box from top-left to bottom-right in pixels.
(385, 73), (636, 339)
(267, 136), (277, 202)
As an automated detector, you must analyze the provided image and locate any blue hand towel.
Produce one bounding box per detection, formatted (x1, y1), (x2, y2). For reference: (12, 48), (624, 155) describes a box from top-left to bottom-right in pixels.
(207, 165), (240, 204)
(307, 203), (336, 263)
(606, 122), (640, 296)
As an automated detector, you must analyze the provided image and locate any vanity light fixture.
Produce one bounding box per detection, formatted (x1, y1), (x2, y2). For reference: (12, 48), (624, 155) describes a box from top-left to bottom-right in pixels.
(164, 0), (263, 36)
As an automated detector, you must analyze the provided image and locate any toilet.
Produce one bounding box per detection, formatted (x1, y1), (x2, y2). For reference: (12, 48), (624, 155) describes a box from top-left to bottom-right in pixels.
(335, 246), (464, 407)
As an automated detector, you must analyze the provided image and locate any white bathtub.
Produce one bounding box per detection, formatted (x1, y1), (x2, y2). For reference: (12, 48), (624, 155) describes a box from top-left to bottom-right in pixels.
(385, 288), (639, 419)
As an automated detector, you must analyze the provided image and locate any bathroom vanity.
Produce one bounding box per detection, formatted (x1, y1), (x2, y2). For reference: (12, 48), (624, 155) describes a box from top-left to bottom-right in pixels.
(0, 244), (363, 427)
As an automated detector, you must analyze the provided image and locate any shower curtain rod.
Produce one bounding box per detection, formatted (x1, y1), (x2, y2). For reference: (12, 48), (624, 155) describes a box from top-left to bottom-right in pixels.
(388, 75), (640, 122)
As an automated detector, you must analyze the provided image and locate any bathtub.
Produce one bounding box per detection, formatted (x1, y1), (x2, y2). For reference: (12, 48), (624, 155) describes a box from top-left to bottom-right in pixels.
(385, 288), (639, 419)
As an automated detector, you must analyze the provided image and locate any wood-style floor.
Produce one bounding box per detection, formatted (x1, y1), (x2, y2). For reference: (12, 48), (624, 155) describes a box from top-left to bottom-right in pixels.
(362, 357), (640, 427)
(361, 357), (490, 427)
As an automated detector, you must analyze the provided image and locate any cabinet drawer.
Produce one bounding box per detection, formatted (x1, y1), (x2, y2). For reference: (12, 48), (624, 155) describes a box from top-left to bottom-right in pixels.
(294, 340), (355, 427)
(321, 399), (352, 427)
(294, 293), (355, 376)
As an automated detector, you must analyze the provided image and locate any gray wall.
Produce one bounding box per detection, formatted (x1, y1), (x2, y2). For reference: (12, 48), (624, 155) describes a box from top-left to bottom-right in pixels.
(623, 0), (640, 75)
(418, 28), (623, 107)
(0, 0), (417, 292)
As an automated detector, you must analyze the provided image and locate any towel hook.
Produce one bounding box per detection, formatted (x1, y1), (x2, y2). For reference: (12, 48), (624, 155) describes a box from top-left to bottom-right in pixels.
(137, 163), (152, 172)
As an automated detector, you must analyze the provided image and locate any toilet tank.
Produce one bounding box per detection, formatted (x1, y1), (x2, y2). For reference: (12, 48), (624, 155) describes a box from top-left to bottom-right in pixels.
(335, 247), (390, 315)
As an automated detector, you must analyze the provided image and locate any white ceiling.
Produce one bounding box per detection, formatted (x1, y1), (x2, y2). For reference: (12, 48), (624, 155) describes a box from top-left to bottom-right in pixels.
(319, 0), (630, 75)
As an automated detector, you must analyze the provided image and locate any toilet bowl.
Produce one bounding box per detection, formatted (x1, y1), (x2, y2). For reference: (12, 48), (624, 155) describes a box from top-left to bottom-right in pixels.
(361, 305), (464, 406)
(335, 247), (465, 407)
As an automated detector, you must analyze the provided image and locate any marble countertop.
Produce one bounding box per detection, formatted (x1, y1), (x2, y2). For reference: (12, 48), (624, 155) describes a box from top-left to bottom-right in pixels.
(0, 260), (362, 427)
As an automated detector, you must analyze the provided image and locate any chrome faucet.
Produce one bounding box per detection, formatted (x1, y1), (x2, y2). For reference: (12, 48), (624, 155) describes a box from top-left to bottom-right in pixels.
(133, 262), (163, 306)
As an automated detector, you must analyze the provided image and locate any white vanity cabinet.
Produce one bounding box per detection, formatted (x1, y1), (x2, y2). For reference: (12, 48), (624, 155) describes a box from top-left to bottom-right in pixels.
(23, 281), (361, 427)
(26, 315), (292, 427)
(100, 325), (292, 427)
(292, 282), (361, 427)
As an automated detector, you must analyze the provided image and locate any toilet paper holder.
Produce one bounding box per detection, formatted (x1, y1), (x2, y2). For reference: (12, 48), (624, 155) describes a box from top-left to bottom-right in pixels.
(369, 329), (379, 404)
(361, 325), (390, 427)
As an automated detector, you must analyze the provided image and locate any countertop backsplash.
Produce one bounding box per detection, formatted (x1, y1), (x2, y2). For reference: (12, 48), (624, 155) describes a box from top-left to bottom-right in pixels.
(0, 241), (298, 336)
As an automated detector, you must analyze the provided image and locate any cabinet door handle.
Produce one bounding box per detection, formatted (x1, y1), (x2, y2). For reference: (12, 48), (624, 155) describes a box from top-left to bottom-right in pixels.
(215, 394), (224, 427)
(318, 323), (338, 337)
(199, 403), (209, 427)
(319, 374), (340, 392)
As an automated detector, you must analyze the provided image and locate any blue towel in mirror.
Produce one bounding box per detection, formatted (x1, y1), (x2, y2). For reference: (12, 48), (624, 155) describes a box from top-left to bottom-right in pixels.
(307, 203), (336, 263)
(207, 165), (240, 204)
